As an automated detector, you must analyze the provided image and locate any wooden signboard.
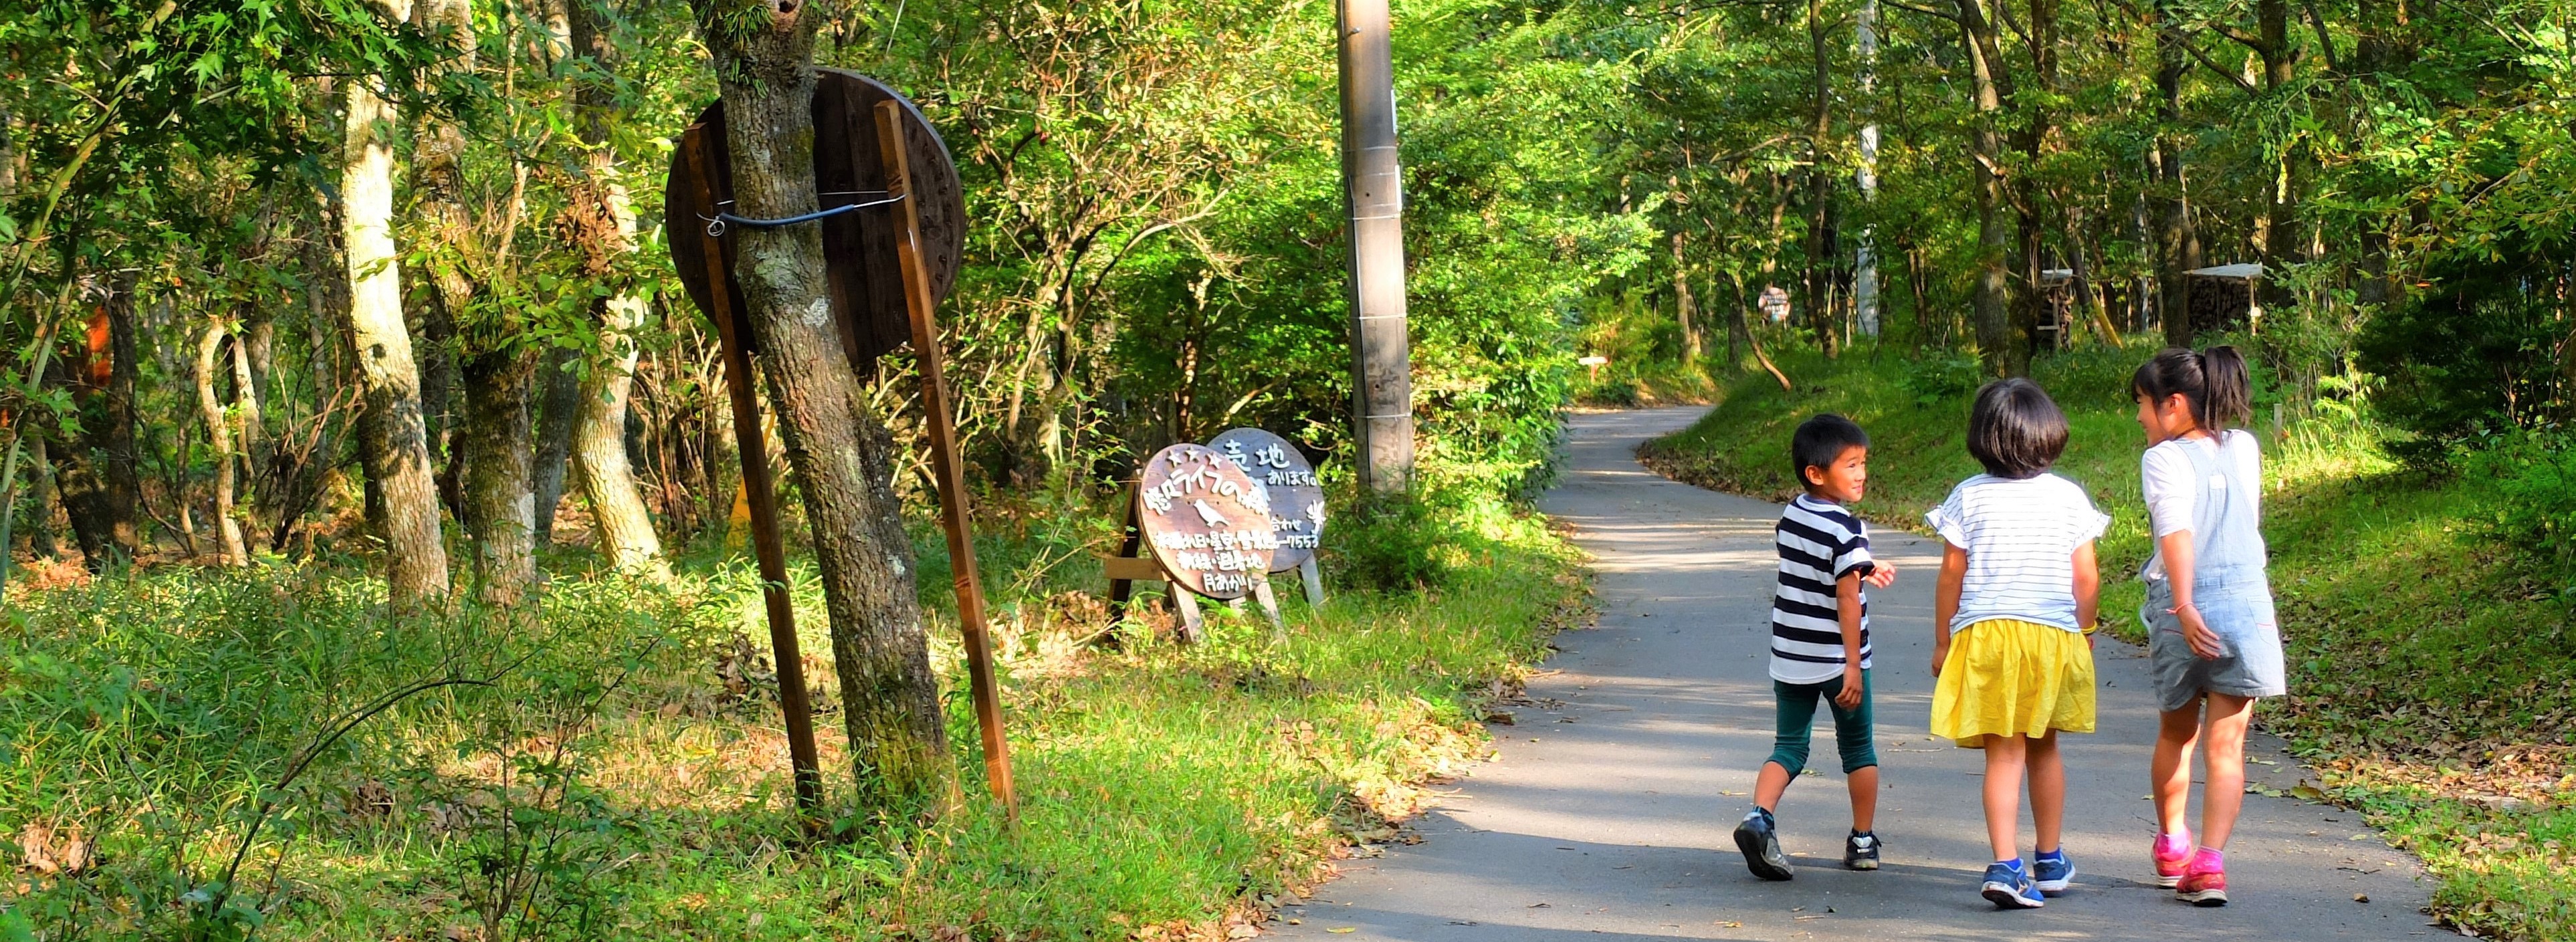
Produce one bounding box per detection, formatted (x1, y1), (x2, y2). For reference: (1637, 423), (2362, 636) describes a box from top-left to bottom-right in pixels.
(1208, 427), (1326, 605)
(663, 73), (1014, 823)
(664, 69), (966, 373)
(1101, 443), (1284, 641)
(1140, 443), (1279, 598)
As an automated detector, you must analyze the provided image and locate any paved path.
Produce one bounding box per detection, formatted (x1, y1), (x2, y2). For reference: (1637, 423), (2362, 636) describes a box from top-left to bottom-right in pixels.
(1273, 407), (2436, 941)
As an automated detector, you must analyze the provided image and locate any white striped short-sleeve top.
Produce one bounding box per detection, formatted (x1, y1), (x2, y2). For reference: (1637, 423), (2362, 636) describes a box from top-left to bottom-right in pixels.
(1925, 473), (2111, 632)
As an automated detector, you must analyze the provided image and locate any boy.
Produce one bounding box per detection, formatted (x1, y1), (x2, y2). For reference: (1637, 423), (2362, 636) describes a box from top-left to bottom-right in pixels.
(1733, 414), (1898, 880)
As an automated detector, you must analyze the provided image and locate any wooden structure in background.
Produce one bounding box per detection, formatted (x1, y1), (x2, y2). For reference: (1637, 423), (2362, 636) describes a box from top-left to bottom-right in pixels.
(2187, 263), (2264, 336)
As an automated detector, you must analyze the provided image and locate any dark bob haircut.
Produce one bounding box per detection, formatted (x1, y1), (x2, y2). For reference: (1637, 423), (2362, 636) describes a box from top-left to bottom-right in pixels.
(1790, 414), (1870, 491)
(1966, 378), (2068, 479)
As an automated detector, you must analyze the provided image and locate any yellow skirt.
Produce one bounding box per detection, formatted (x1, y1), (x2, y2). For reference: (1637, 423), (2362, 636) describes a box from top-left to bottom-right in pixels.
(1931, 618), (2097, 748)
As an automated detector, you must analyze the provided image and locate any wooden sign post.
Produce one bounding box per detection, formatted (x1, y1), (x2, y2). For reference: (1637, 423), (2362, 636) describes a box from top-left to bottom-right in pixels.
(665, 72), (1013, 822)
(873, 98), (1015, 820)
(678, 127), (822, 820)
(1102, 444), (1282, 640)
(1208, 427), (1327, 606)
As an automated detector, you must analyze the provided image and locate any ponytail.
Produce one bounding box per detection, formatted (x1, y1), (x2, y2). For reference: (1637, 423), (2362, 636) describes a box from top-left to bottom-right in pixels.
(2197, 345), (2252, 431)
(2131, 344), (2254, 433)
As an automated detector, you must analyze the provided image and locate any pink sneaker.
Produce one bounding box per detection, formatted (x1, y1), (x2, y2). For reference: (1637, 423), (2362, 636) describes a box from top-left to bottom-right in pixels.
(2151, 832), (2193, 889)
(2176, 848), (2228, 906)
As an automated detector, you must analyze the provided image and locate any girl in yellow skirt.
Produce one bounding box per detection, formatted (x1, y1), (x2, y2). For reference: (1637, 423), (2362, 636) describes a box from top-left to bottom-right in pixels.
(1925, 378), (2108, 911)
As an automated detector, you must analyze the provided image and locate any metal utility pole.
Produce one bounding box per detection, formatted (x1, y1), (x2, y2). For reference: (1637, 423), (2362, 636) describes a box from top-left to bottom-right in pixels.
(1337, 0), (1413, 493)
(1854, 0), (1882, 337)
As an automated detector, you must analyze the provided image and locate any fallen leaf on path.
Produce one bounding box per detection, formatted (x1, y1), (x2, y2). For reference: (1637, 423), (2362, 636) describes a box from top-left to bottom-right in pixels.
(1717, 921), (1743, 928)
(1327, 929), (1356, 935)
(2357, 893), (2371, 903)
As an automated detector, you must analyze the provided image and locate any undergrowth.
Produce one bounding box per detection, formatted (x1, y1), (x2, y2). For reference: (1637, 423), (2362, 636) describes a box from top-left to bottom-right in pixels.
(0, 477), (1584, 941)
(1640, 342), (2576, 941)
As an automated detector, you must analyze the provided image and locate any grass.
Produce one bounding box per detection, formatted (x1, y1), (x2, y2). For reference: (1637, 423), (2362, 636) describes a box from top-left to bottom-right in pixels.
(0, 479), (1585, 941)
(1640, 342), (2576, 940)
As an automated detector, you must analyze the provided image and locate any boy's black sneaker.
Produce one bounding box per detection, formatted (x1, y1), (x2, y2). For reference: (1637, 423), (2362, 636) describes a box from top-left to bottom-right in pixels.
(1844, 830), (1881, 870)
(1732, 809), (1794, 880)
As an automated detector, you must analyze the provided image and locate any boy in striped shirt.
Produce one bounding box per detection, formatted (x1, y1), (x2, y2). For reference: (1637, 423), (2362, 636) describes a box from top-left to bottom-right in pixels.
(1733, 414), (1899, 880)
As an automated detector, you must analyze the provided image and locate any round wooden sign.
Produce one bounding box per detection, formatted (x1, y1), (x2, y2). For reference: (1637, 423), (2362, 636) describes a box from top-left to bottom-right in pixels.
(1138, 443), (1279, 599)
(1208, 428), (1323, 572)
(664, 69), (966, 372)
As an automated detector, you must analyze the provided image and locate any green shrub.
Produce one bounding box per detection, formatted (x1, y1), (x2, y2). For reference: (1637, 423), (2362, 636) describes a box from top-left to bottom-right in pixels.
(1897, 352), (1984, 407)
(1321, 486), (1465, 594)
(2357, 241), (2573, 465)
(2470, 431), (2576, 580)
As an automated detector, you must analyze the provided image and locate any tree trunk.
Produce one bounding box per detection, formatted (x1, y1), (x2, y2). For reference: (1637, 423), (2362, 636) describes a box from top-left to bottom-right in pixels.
(2153, 0), (2202, 347)
(417, 0), (476, 529)
(530, 345), (580, 547)
(1673, 232), (1701, 362)
(342, 62), (453, 607)
(197, 322), (249, 566)
(459, 348), (538, 605)
(49, 277), (144, 570)
(691, 0), (953, 818)
(1725, 267), (1794, 391)
(25, 435), (56, 558)
(2256, 0), (2298, 281)
(2352, 0), (2411, 309)
(566, 0), (667, 576)
(1957, 0), (2016, 374)
(2007, 0), (2060, 372)
(2066, 204), (2121, 346)
(1805, 0), (1839, 359)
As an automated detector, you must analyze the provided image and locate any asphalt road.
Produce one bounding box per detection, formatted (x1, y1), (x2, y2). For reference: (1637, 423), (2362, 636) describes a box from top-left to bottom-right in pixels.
(1269, 406), (2439, 941)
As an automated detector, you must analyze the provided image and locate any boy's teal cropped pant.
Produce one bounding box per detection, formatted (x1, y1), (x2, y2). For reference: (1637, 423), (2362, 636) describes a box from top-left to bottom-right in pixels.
(1768, 669), (1877, 777)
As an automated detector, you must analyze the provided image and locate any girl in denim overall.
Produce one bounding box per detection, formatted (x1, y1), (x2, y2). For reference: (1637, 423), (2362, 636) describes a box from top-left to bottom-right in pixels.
(2131, 346), (2286, 907)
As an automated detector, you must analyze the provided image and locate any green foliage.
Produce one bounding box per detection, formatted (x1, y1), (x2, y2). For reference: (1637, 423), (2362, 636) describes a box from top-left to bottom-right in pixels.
(1897, 352), (1985, 407)
(2357, 243), (2576, 465)
(1320, 483), (1472, 594)
(2466, 431), (2576, 580)
(0, 495), (1580, 939)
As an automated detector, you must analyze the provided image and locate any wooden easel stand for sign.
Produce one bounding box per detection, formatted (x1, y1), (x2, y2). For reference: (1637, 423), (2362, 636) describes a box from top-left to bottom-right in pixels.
(680, 126), (825, 822)
(875, 100), (1018, 821)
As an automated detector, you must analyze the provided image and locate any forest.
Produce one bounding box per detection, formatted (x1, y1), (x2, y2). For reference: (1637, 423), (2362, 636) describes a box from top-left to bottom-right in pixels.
(4, 0), (2575, 937)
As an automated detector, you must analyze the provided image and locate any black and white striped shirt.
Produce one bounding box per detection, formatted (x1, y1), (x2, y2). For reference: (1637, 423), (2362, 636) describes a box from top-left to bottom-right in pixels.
(1772, 495), (1875, 684)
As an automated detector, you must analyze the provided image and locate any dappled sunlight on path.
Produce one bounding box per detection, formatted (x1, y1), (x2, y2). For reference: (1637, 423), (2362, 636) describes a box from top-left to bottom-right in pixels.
(1268, 407), (2433, 941)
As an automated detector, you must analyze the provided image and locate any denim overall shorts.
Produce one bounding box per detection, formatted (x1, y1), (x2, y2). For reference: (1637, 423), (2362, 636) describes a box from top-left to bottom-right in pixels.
(2141, 433), (2287, 712)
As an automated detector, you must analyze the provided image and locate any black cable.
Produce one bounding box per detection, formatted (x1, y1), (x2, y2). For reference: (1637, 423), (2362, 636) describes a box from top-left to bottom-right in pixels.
(700, 192), (905, 237)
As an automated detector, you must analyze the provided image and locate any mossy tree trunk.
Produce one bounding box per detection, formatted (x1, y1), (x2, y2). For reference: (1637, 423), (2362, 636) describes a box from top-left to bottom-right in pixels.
(566, 0), (668, 576)
(689, 0), (954, 818)
(342, 17), (453, 608)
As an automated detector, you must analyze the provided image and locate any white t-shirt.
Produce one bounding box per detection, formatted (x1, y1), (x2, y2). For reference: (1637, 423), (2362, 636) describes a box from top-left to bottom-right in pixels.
(1925, 473), (2112, 632)
(2139, 429), (2262, 579)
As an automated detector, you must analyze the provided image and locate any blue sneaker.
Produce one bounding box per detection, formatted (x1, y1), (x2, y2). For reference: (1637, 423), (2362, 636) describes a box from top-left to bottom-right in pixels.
(2032, 850), (2074, 895)
(1981, 860), (2045, 909)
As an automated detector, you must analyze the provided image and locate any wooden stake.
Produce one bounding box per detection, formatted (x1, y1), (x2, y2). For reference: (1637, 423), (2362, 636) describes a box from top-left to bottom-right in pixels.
(681, 126), (823, 824)
(873, 100), (1018, 820)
